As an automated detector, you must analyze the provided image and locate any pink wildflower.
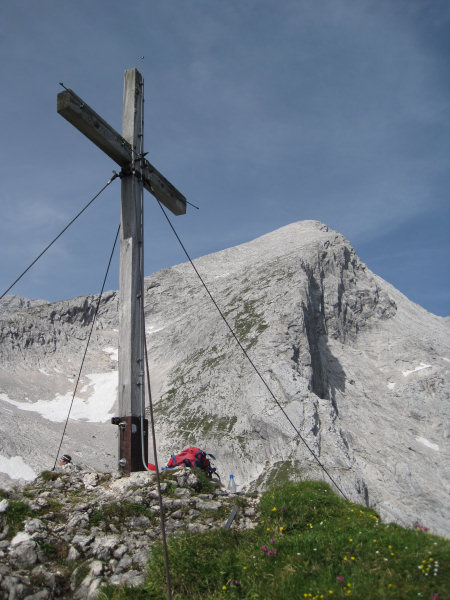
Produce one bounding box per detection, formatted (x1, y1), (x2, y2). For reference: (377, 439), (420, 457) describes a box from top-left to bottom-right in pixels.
(413, 521), (429, 532)
(261, 545), (268, 552)
(336, 576), (345, 583)
(270, 538), (276, 543)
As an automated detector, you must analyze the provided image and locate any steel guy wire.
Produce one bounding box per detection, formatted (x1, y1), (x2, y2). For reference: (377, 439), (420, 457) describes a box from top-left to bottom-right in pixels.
(1, 172), (119, 300)
(135, 74), (173, 600)
(52, 224), (120, 471)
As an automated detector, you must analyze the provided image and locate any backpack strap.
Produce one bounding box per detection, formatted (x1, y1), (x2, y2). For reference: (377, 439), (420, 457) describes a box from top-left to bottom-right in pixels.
(194, 450), (207, 469)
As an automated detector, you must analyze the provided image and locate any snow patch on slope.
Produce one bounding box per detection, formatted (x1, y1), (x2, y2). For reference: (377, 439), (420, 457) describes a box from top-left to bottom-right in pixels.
(103, 347), (118, 361)
(416, 437), (439, 452)
(0, 372), (117, 423)
(0, 455), (36, 481)
(402, 363), (431, 377)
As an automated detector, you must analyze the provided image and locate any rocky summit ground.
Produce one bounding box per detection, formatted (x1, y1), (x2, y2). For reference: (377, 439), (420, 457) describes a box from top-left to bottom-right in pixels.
(0, 467), (259, 600)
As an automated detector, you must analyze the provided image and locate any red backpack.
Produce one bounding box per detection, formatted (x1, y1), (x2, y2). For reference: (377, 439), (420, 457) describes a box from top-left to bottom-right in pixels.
(149, 447), (217, 478)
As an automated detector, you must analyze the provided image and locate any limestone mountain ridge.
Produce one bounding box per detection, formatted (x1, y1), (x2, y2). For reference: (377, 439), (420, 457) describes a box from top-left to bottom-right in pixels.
(0, 220), (448, 537)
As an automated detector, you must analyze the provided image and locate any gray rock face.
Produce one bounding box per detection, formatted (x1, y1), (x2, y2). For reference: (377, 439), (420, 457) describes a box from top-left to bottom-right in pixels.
(0, 220), (449, 537)
(0, 295), (48, 318)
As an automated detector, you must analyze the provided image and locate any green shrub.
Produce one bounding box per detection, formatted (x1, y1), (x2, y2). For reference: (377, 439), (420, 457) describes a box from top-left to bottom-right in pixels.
(74, 563), (90, 588)
(194, 469), (216, 494)
(40, 470), (61, 482)
(40, 539), (68, 562)
(89, 501), (155, 527)
(4, 499), (33, 538)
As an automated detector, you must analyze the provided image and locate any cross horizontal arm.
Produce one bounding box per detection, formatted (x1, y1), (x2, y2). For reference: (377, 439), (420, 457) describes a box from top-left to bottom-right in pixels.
(57, 89), (186, 216)
(141, 161), (186, 216)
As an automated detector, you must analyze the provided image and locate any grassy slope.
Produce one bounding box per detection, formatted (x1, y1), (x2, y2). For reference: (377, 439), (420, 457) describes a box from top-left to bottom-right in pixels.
(100, 481), (449, 600)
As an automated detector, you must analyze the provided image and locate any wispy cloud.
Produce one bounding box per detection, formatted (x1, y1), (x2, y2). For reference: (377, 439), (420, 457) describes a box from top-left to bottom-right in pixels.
(0, 0), (448, 313)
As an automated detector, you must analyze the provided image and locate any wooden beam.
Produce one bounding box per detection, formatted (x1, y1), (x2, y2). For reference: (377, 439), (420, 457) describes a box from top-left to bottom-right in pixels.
(57, 89), (187, 215)
(118, 68), (146, 473)
(57, 89), (130, 165)
(142, 161), (187, 216)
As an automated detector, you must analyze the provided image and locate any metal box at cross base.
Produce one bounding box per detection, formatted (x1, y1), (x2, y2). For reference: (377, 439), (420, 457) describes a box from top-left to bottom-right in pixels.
(113, 416), (148, 473)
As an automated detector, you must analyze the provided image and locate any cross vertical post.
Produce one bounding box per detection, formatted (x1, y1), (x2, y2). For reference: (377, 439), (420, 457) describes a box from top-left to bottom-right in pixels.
(117, 68), (148, 473)
(57, 67), (187, 474)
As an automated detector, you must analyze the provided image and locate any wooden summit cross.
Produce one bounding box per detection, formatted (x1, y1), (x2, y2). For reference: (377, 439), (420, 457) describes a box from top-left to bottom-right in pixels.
(57, 68), (186, 473)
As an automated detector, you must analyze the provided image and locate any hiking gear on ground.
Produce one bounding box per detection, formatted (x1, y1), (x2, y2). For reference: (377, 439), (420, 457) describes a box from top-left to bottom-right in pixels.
(149, 447), (217, 478)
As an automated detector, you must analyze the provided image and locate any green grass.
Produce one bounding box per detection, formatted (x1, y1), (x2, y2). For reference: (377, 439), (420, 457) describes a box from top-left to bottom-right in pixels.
(3, 499), (33, 538)
(39, 470), (62, 482)
(249, 460), (303, 491)
(99, 481), (449, 599)
(232, 299), (268, 350)
(39, 539), (69, 563)
(89, 501), (156, 527)
(0, 488), (67, 537)
(193, 469), (217, 494)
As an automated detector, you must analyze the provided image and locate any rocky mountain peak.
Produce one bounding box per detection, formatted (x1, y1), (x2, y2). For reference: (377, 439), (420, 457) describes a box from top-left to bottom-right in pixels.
(0, 221), (448, 537)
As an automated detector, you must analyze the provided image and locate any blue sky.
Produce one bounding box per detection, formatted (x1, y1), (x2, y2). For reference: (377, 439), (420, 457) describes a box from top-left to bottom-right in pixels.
(1, 0), (449, 316)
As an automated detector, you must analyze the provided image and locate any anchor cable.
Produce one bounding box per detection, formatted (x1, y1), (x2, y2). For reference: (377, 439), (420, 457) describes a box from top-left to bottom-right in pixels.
(156, 200), (349, 501)
(52, 223), (120, 471)
(131, 72), (173, 600)
(1, 172), (119, 300)
(142, 318), (173, 600)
